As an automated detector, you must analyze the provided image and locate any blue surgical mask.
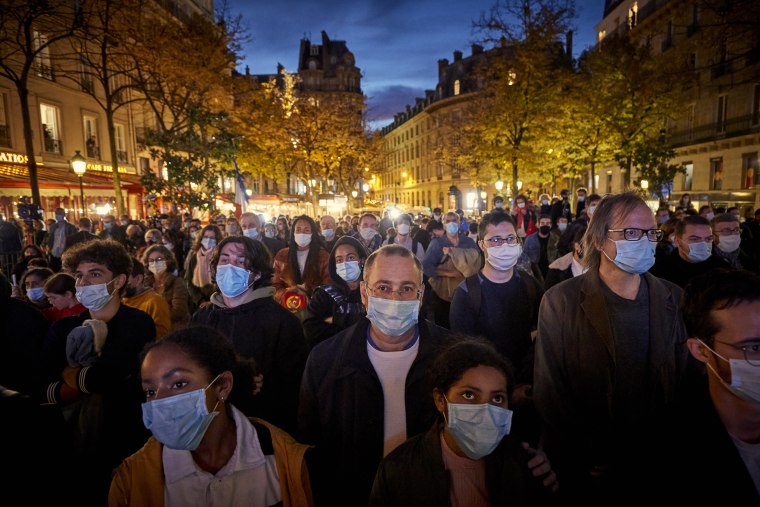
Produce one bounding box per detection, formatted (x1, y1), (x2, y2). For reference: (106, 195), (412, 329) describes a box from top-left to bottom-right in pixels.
(201, 237), (215, 250)
(243, 228), (259, 240)
(445, 222), (459, 236)
(27, 287), (46, 302)
(366, 295), (419, 336)
(322, 228), (335, 240)
(142, 375), (221, 450)
(336, 260), (361, 282)
(699, 341), (760, 405)
(558, 223), (568, 232)
(604, 237), (655, 274)
(215, 264), (252, 298)
(687, 241), (712, 263)
(76, 279), (116, 311)
(444, 396), (513, 460)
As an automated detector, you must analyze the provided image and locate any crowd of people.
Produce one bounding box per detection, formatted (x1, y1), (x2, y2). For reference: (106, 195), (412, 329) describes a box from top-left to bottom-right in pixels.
(1, 187), (760, 505)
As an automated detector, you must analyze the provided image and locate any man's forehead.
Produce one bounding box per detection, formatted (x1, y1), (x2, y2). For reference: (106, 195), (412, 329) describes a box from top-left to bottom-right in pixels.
(683, 224), (712, 235)
(486, 222), (515, 235)
(220, 243), (246, 254)
(76, 262), (111, 274)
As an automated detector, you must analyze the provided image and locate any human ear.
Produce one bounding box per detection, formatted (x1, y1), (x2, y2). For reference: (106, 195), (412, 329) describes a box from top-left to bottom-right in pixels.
(686, 338), (709, 364)
(433, 388), (446, 415)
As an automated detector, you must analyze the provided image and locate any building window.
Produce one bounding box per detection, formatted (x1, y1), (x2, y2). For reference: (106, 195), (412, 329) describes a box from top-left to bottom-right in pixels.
(682, 162), (693, 191)
(0, 93), (10, 147)
(710, 158), (723, 190)
(662, 21), (673, 51)
(716, 95), (728, 133)
(40, 103), (62, 154)
(33, 31), (54, 80)
(742, 153), (757, 189)
(752, 84), (760, 126)
(597, 29), (606, 42)
(454, 79), (460, 96)
(139, 157), (150, 174)
(80, 53), (93, 93)
(114, 123), (127, 163)
(310, 45), (319, 56)
(83, 115), (99, 158)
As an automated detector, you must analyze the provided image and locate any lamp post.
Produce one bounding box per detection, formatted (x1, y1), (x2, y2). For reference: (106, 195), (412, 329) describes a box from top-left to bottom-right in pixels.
(70, 150), (87, 218)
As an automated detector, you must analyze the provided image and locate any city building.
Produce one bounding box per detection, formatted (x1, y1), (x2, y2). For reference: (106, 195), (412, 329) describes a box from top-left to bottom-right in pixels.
(596, 0), (760, 214)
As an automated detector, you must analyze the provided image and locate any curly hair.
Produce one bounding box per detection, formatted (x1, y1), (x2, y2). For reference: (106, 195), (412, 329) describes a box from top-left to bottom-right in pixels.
(210, 236), (273, 290)
(62, 239), (133, 280)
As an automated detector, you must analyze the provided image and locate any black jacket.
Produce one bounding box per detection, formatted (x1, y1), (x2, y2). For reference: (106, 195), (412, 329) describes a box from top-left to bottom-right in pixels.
(191, 294), (307, 434)
(650, 248), (730, 288)
(298, 317), (450, 506)
(370, 423), (553, 507)
(302, 284), (364, 349)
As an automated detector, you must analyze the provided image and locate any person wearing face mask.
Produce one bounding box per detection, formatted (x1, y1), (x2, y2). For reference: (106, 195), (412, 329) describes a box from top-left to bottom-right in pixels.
(45, 207), (76, 272)
(64, 217), (98, 251)
(557, 193), (601, 258)
(511, 194), (537, 239)
(12, 243), (46, 282)
(544, 225), (589, 291)
(492, 195), (506, 212)
(98, 214), (127, 246)
(641, 269), (760, 503)
(651, 215), (730, 288)
(109, 326), (314, 507)
(384, 213), (426, 261)
(422, 211), (480, 329)
(524, 214), (553, 280)
(450, 211), (544, 443)
(240, 211), (284, 257)
(16, 267), (54, 310)
(370, 337), (558, 506)
(574, 188), (588, 220)
(534, 191), (699, 504)
(122, 260), (171, 339)
(183, 224), (223, 310)
(41, 239), (156, 505)
(699, 204), (716, 222)
(319, 214), (339, 253)
(549, 190), (571, 226)
(141, 244), (189, 331)
(711, 214), (759, 273)
(225, 217), (241, 237)
(41, 272), (86, 323)
(303, 236), (368, 348)
(191, 236), (307, 434)
(351, 212), (384, 254)
(299, 245), (452, 506)
(272, 215), (332, 311)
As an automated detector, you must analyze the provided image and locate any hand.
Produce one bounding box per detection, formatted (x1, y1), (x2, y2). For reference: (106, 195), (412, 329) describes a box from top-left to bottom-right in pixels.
(323, 316), (334, 324)
(442, 246), (451, 256)
(523, 443), (559, 493)
(10, 285), (23, 299)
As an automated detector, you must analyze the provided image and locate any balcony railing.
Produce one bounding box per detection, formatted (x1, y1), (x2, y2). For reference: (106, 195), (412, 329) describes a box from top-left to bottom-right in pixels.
(669, 113), (759, 147)
(44, 137), (62, 154)
(86, 144), (99, 158)
(116, 150), (128, 163)
(36, 63), (54, 80)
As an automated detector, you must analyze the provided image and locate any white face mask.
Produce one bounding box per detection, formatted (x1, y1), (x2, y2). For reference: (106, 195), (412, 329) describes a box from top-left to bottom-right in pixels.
(700, 340), (760, 404)
(148, 260), (167, 276)
(243, 227), (259, 240)
(587, 205), (597, 217)
(716, 235), (741, 253)
(486, 243), (522, 271)
(396, 223), (411, 236)
(686, 241), (712, 263)
(294, 233), (312, 247)
(366, 296), (420, 336)
(360, 227), (377, 241)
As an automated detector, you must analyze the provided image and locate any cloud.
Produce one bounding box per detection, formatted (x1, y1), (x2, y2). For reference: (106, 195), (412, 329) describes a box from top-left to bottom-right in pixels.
(365, 85), (426, 129)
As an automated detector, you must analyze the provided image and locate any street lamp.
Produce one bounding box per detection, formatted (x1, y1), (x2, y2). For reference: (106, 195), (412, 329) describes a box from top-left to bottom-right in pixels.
(351, 190), (358, 198)
(640, 179), (649, 190)
(495, 179), (504, 191)
(70, 150), (87, 217)
(516, 180), (523, 191)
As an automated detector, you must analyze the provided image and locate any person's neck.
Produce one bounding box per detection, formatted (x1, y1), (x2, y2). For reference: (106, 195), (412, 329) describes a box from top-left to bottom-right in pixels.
(89, 296), (121, 322)
(397, 233), (409, 241)
(482, 262), (514, 283)
(539, 232), (549, 238)
(598, 261), (641, 300)
(192, 411), (237, 474)
(447, 233), (459, 245)
(709, 377), (760, 444)
(346, 280), (360, 291)
(297, 244), (310, 252)
(221, 287), (253, 308)
(369, 323), (417, 352)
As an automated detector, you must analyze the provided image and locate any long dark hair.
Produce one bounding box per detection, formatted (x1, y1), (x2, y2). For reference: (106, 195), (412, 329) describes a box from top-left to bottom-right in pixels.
(327, 235), (368, 292)
(287, 215), (324, 284)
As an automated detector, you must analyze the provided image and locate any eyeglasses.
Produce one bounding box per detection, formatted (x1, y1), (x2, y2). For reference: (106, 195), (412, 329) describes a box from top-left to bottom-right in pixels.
(482, 235), (519, 247)
(147, 257), (165, 264)
(607, 228), (663, 242)
(715, 227), (740, 236)
(714, 339), (760, 367)
(365, 283), (422, 300)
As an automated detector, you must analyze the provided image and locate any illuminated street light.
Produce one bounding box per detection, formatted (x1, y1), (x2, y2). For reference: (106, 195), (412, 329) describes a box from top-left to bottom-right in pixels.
(362, 183), (370, 193)
(495, 179), (504, 191)
(517, 180), (523, 191)
(351, 190), (358, 198)
(640, 179), (649, 190)
(70, 150), (87, 216)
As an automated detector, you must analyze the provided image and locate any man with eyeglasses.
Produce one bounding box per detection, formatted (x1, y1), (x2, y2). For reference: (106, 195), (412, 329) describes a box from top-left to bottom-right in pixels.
(651, 214), (730, 288)
(449, 211), (544, 443)
(298, 244), (450, 506)
(646, 269), (760, 502)
(711, 214), (759, 273)
(534, 191), (698, 504)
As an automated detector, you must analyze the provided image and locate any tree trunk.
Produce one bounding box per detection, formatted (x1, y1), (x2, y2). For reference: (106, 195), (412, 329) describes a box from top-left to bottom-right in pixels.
(19, 87), (41, 206)
(511, 154), (519, 198)
(105, 105), (125, 215)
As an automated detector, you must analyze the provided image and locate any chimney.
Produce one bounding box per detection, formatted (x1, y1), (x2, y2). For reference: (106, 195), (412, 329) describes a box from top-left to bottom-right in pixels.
(438, 58), (449, 80)
(566, 30), (573, 57)
(453, 50), (463, 62)
(471, 44), (483, 56)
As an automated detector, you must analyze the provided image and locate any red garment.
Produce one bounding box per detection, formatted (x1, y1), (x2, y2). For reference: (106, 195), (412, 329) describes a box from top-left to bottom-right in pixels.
(514, 209), (537, 236)
(42, 303), (86, 323)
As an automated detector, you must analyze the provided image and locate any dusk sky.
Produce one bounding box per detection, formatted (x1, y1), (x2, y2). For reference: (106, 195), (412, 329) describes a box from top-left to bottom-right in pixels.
(228, 0), (604, 129)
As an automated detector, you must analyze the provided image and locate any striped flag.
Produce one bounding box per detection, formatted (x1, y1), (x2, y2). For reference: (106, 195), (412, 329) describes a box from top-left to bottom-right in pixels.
(233, 159), (249, 209)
